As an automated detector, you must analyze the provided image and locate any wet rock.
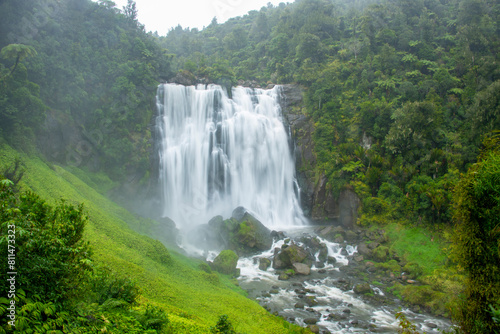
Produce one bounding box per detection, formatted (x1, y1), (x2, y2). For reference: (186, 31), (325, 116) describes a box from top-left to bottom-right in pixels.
(353, 283), (373, 295)
(304, 317), (319, 325)
(231, 207), (273, 252)
(315, 261), (325, 268)
(354, 255), (364, 262)
(305, 296), (318, 306)
(345, 230), (358, 242)
(293, 262), (311, 275)
(171, 70), (196, 86)
(318, 226), (334, 237)
(270, 230), (286, 240)
(261, 292), (271, 298)
(294, 302), (305, 309)
(278, 273), (290, 280)
(307, 325), (320, 333)
(426, 322), (438, 329)
(207, 208), (273, 255)
(334, 235), (344, 243)
(212, 250), (239, 275)
(273, 243), (312, 269)
(357, 243), (372, 257)
(259, 258), (271, 271)
(318, 269), (327, 274)
(342, 308), (351, 314)
(327, 313), (347, 321)
(327, 256), (337, 264)
(269, 289), (279, 294)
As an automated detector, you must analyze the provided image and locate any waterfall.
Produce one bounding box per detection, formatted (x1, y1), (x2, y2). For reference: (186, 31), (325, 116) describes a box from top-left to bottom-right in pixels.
(156, 83), (305, 230)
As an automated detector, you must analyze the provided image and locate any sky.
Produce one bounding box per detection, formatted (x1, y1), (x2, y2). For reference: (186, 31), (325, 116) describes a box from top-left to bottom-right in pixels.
(107, 0), (293, 35)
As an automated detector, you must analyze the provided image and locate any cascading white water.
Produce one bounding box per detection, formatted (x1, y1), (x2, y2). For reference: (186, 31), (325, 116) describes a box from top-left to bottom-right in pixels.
(156, 83), (305, 230)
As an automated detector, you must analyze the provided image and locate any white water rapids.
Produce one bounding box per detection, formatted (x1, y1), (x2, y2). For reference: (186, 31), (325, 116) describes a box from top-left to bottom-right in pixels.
(236, 232), (452, 333)
(155, 83), (452, 333)
(156, 83), (305, 229)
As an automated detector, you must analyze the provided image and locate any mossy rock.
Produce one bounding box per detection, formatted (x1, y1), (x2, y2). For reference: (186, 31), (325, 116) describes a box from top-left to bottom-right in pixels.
(198, 262), (212, 273)
(259, 258), (271, 271)
(401, 285), (449, 316)
(403, 262), (423, 279)
(214, 207), (273, 255)
(279, 243), (310, 266)
(213, 249), (239, 275)
(374, 259), (401, 275)
(353, 283), (373, 295)
(372, 245), (390, 262)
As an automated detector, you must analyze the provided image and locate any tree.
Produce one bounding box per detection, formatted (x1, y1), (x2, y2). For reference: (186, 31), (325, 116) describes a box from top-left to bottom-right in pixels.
(452, 135), (500, 333)
(466, 80), (500, 147)
(0, 44), (37, 78)
(0, 179), (92, 306)
(123, 0), (137, 22)
(385, 101), (443, 160)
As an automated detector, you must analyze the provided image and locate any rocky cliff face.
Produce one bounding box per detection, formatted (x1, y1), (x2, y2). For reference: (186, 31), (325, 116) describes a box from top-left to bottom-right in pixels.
(279, 84), (360, 228)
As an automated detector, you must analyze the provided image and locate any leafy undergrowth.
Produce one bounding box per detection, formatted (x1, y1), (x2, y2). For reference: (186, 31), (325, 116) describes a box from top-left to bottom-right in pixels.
(0, 145), (309, 334)
(383, 222), (464, 317)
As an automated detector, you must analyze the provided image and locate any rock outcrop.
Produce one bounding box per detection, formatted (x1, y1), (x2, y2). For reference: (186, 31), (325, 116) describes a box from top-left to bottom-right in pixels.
(280, 84), (361, 227)
(205, 207), (273, 256)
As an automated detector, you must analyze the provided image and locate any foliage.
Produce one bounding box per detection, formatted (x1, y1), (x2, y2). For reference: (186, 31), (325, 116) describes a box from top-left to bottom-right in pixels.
(0, 0), (173, 180)
(0, 177), (91, 306)
(210, 315), (236, 334)
(157, 0), (499, 233)
(451, 138), (500, 333)
(0, 145), (306, 334)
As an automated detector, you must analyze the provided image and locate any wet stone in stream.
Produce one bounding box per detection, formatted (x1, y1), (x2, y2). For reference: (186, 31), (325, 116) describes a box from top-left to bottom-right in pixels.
(234, 226), (452, 333)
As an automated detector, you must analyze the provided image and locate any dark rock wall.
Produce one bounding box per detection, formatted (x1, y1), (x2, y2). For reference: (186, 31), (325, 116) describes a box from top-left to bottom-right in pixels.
(279, 84), (360, 228)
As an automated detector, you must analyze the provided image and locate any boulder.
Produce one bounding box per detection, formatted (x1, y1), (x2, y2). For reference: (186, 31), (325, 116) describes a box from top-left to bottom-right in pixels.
(294, 302), (305, 309)
(230, 207), (273, 254)
(281, 243), (309, 264)
(307, 325), (320, 333)
(273, 242), (314, 270)
(259, 258), (272, 271)
(207, 208), (273, 255)
(372, 246), (389, 262)
(303, 317), (319, 325)
(212, 250), (239, 275)
(353, 283), (373, 295)
(292, 262), (311, 275)
(357, 242), (372, 257)
(278, 273), (290, 280)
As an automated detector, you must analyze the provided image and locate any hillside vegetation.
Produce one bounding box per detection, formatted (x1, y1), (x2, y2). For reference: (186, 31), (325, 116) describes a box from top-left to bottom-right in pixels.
(0, 144), (308, 333)
(0, 0), (499, 332)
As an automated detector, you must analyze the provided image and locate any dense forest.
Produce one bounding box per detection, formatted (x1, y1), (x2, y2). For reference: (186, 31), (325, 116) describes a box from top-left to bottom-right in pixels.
(0, 0), (499, 333)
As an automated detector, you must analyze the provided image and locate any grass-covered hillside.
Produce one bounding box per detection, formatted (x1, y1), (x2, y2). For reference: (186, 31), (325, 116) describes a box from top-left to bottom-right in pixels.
(0, 144), (308, 333)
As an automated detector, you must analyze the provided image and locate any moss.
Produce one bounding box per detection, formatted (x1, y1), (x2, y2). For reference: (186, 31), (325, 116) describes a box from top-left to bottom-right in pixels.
(213, 250), (239, 275)
(372, 245), (389, 262)
(402, 262), (423, 279)
(374, 259), (401, 275)
(400, 285), (450, 317)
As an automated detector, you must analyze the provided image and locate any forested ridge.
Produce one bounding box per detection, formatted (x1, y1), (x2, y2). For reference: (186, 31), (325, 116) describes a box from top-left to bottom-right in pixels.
(0, 0), (499, 332)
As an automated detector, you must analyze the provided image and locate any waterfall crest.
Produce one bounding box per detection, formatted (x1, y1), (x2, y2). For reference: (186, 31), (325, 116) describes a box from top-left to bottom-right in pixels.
(156, 83), (305, 229)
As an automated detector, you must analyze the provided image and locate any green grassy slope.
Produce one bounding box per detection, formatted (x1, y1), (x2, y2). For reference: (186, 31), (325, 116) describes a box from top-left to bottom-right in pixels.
(0, 144), (307, 334)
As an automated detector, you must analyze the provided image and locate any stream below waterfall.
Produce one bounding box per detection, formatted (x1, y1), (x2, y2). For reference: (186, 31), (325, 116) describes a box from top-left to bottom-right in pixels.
(222, 226), (453, 334)
(156, 83), (453, 333)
